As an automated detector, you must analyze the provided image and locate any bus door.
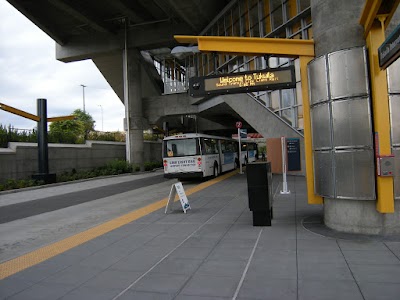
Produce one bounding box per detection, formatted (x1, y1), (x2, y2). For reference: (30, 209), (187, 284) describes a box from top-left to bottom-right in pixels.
(201, 138), (220, 176)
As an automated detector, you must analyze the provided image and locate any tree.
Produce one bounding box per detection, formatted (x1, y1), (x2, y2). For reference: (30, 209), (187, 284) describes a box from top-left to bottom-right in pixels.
(71, 109), (95, 139)
(49, 109), (95, 143)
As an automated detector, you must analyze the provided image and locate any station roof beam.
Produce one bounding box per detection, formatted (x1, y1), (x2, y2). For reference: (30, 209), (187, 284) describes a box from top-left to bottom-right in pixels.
(174, 35), (315, 58)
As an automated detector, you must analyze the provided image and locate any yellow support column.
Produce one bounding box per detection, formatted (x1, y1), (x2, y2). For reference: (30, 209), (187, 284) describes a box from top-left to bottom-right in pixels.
(366, 21), (394, 213)
(299, 56), (323, 204)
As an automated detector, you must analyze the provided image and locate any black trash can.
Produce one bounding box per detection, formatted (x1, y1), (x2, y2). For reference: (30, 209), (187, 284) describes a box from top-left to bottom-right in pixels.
(246, 162), (273, 226)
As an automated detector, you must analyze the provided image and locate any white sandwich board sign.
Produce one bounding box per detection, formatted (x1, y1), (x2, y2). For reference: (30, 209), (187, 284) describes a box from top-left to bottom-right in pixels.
(165, 182), (191, 213)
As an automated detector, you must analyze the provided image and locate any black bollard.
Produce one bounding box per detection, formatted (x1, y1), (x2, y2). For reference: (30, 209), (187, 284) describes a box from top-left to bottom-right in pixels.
(32, 98), (56, 184)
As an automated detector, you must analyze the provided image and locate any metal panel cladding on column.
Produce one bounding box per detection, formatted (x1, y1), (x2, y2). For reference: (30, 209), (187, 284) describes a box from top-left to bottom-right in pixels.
(332, 97), (373, 149)
(394, 148), (400, 199)
(334, 149), (376, 199)
(387, 59), (400, 94)
(308, 55), (329, 105)
(328, 47), (369, 100)
(311, 103), (332, 150)
(390, 95), (400, 146)
(314, 151), (334, 197)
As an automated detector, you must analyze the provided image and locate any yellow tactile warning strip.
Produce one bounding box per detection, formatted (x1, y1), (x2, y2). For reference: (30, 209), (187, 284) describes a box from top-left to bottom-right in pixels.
(0, 170), (239, 280)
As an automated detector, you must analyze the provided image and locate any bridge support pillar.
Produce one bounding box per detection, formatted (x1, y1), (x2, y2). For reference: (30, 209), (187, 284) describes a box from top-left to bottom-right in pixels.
(123, 49), (144, 171)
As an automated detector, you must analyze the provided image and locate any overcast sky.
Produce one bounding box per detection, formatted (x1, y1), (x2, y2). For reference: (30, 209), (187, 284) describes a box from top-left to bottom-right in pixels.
(0, 0), (125, 132)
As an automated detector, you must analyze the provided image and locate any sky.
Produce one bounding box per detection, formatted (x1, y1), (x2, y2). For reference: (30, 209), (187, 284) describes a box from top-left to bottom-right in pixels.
(0, 0), (125, 132)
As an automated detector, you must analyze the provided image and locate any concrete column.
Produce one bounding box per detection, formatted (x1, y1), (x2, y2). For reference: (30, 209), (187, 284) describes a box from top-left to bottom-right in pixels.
(310, 0), (400, 235)
(123, 49), (144, 170)
(311, 0), (365, 57)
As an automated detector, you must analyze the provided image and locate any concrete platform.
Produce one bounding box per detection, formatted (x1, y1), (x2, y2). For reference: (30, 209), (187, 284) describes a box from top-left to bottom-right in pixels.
(1, 170), (400, 300)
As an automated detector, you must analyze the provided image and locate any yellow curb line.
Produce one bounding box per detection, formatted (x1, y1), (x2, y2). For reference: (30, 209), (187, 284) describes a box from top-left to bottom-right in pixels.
(0, 170), (239, 280)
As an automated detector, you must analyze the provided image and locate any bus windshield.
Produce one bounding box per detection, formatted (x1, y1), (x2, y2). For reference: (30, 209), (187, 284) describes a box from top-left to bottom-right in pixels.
(165, 138), (200, 157)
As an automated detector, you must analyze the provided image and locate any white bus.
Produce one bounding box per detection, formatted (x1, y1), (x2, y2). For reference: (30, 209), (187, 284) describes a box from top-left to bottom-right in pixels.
(162, 133), (239, 179)
(241, 140), (258, 165)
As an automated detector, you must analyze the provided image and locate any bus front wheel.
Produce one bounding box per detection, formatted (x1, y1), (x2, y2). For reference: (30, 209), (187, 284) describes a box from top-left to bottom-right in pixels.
(213, 165), (219, 177)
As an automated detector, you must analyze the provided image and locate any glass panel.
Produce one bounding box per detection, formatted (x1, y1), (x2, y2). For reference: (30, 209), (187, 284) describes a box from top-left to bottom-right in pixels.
(270, 0), (282, 11)
(249, 2), (259, 37)
(271, 90), (280, 110)
(282, 89), (295, 108)
(166, 138), (199, 157)
(282, 108), (294, 126)
(232, 4), (241, 36)
(299, 0), (310, 11)
(202, 138), (219, 154)
(269, 57), (279, 68)
(272, 5), (283, 29)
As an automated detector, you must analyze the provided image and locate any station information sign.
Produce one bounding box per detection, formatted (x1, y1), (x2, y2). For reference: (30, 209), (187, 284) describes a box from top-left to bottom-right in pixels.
(189, 66), (295, 97)
(378, 23), (400, 69)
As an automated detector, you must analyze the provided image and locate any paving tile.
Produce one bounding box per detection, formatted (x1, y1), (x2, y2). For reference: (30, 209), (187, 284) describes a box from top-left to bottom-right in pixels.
(78, 246), (133, 268)
(180, 236), (221, 248)
(111, 235), (155, 250)
(298, 262), (354, 281)
(0, 277), (34, 299)
(82, 269), (143, 289)
(168, 246), (213, 260)
(180, 274), (239, 298)
(163, 224), (202, 238)
(41, 265), (103, 286)
(298, 279), (363, 300)
(349, 264), (400, 283)
(246, 257), (297, 280)
(359, 281), (400, 300)
(297, 250), (346, 264)
(135, 223), (171, 236)
(207, 246), (253, 261)
(117, 290), (174, 300)
(175, 295), (228, 300)
(61, 241), (105, 257)
(196, 259), (247, 277)
(338, 240), (389, 251)
(11, 255), (74, 283)
(252, 249), (296, 262)
(109, 251), (164, 272)
(59, 286), (120, 300)
(149, 258), (203, 275)
(384, 242), (400, 251)
(216, 238), (257, 249)
(192, 224), (230, 238)
(297, 238), (340, 251)
(237, 278), (297, 300)
(145, 236), (187, 248)
(255, 238), (297, 251)
(342, 250), (400, 265)
(7, 282), (76, 300)
(133, 273), (189, 294)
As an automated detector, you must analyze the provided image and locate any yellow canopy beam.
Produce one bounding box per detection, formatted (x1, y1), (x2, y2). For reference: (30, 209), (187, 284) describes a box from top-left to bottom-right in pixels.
(174, 35), (315, 57)
(360, 0), (400, 37)
(0, 102), (75, 123)
(47, 116), (75, 122)
(0, 103), (40, 122)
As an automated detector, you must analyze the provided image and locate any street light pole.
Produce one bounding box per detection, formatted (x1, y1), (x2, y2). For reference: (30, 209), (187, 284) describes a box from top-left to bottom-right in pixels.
(98, 104), (103, 131)
(80, 84), (86, 112)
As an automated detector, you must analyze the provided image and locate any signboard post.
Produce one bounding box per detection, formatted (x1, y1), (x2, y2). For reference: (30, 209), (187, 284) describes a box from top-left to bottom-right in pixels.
(236, 121), (243, 174)
(165, 182), (191, 214)
(280, 137), (290, 194)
